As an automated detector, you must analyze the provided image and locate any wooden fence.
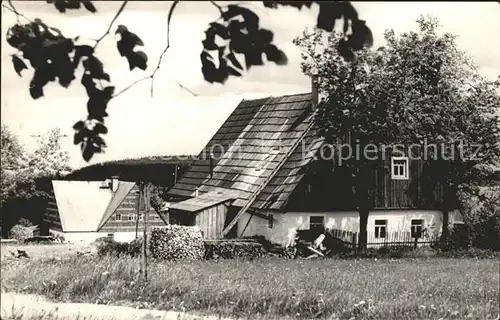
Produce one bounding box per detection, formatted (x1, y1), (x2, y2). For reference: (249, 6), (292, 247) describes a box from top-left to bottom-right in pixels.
(329, 229), (439, 249)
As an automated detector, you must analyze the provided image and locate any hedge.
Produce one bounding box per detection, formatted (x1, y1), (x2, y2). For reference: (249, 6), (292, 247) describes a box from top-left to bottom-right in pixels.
(96, 238), (142, 257)
(149, 225), (204, 260)
(204, 240), (266, 260)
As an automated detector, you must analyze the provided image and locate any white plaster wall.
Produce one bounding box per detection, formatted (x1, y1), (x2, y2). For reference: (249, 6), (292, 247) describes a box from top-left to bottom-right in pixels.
(50, 230), (139, 244)
(57, 231), (110, 244)
(113, 232), (139, 243)
(238, 210), (464, 246)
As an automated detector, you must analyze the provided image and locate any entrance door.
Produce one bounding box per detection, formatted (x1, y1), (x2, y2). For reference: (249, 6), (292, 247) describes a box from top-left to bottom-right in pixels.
(223, 206), (238, 238)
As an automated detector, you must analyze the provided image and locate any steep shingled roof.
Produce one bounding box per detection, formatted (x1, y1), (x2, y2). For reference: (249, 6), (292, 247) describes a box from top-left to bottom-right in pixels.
(167, 92), (325, 211)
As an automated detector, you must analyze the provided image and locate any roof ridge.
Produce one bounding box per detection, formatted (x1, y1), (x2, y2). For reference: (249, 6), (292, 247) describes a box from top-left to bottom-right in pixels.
(240, 91), (312, 103)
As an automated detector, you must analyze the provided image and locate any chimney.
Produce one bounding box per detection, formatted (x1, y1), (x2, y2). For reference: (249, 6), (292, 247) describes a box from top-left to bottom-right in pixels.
(195, 187), (199, 197)
(311, 68), (319, 109)
(110, 176), (119, 192)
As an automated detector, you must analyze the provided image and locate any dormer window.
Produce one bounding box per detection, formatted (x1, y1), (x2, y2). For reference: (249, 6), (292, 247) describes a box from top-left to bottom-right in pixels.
(391, 156), (409, 180)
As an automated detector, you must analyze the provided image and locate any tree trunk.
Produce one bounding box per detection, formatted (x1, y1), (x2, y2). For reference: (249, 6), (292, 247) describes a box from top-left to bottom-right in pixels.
(141, 183), (149, 282)
(358, 207), (369, 252)
(356, 163), (372, 253)
(440, 184), (453, 245)
(441, 209), (450, 239)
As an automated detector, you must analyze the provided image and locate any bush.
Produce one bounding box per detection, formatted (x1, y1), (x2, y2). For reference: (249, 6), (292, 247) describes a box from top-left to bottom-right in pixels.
(458, 185), (500, 251)
(97, 238), (142, 257)
(204, 240), (266, 260)
(17, 218), (33, 227)
(436, 247), (500, 259)
(9, 225), (33, 241)
(149, 225), (204, 261)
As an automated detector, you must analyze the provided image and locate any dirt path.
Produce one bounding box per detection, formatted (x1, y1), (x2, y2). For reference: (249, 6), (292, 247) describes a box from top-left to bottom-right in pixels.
(1, 292), (233, 320)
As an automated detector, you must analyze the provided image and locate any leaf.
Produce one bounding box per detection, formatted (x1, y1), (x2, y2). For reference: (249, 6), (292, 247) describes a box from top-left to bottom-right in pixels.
(83, 56), (106, 78)
(317, 2), (341, 32)
(103, 86), (115, 98)
(93, 135), (106, 148)
(73, 130), (86, 145)
(94, 122), (108, 135)
(134, 51), (148, 70)
(227, 65), (242, 77)
(257, 29), (274, 44)
(223, 5), (260, 29)
(337, 39), (355, 62)
(339, 2), (359, 21)
(73, 121), (85, 131)
(349, 20), (372, 51)
(244, 50), (264, 69)
(264, 45), (288, 65)
(82, 1), (97, 13)
(226, 52), (243, 70)
(12, 55), (28, 76)
(82, 142), (94, 161)
(53, 0), (67, 13)
(201, 51), (223, 83)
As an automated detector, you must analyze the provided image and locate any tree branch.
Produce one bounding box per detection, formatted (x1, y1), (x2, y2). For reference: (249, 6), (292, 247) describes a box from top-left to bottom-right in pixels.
(149, 0), (180, 97)
(113, 1), (198, 98)
(3, 1), (30, 23)
(209, 1), (224, 15)
(93, 1), (128, 50)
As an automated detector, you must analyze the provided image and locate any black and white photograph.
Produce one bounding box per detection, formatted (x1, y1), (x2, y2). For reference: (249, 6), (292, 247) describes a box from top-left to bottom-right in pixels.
(1, 1), (499, 319)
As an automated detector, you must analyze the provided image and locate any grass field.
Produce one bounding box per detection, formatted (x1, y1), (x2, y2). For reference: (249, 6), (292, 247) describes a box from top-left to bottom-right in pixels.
(2, 251), (499, 320)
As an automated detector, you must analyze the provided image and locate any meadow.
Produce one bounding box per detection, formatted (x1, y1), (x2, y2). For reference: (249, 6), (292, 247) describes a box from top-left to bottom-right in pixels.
(1, 249), (499, 320)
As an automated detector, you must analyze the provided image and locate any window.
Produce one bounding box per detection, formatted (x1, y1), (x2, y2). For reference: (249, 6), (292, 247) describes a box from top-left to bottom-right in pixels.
(121, 214), (128, 221)
(128, 215), (135, 221)
(391, 156), (409, 180)
(374, 220), (387, 239)
(411, 219), (424, 238)
(139, 215), (144, 221)
(115, 214), (121, 221)
(309, 216), (324, 231)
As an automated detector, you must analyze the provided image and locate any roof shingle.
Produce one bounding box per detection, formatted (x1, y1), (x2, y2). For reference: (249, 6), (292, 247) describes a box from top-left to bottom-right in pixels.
(167, 92), (325, 211)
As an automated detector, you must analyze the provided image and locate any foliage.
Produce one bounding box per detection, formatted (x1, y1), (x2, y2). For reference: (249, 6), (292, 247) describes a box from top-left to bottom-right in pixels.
(30, 128), (71, 178)
(149, 226), (204, 260)
(204, 240), (266, 260)
(17, 217), (33, 227)
(2, 254), (498, 319)
(457, 184), (500, 251)
(3, 1), (373, 161)
(1, 124), (70, 236)
(96, 238), (142, 257)
(0, 124), (33, 206)
(8, 225), (33, 241)
(294, 16), (500, 249)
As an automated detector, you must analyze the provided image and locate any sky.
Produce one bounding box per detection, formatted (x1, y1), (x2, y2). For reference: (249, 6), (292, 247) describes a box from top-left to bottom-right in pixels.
(1, 1), (499, 169)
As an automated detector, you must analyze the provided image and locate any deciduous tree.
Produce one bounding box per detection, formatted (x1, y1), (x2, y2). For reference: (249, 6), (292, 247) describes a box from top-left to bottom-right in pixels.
(0, 124), (71, 236)
(294, 16), (500, 250)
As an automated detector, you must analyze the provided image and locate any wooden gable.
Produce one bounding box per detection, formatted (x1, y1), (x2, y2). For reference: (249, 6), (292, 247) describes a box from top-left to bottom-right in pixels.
(100, 184), (168, 233)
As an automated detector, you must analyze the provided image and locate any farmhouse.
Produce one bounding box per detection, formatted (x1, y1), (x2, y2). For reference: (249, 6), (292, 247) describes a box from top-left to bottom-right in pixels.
(41, 178), (168, 243)
(167, 84), (463, 246)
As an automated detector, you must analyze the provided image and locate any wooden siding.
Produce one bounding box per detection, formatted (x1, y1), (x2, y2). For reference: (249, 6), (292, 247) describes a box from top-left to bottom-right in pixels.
(195, 203), (229, 239)
(43, 192), (63, 232)
(100, 184), (167, 233)
(287, 155), (444, 211)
